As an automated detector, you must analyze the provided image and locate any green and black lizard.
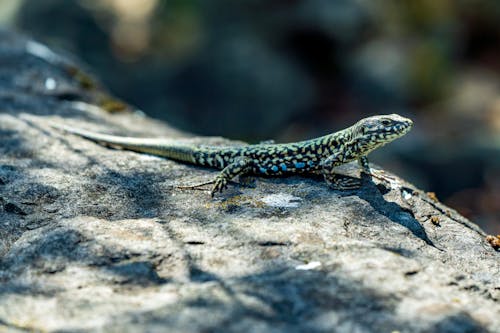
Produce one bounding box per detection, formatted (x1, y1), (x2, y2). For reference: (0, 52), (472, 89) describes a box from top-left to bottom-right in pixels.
(53, 114), (413, 196)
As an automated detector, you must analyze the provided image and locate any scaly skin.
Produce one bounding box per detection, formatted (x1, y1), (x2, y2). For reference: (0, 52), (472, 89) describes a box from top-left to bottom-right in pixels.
(53, 114), (413, 196)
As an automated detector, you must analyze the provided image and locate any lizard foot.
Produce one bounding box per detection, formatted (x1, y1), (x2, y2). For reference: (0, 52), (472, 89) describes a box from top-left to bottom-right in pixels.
(177, 180), (214, 193)
(211, 176), (228, 197)
(324, 174), (362, 191)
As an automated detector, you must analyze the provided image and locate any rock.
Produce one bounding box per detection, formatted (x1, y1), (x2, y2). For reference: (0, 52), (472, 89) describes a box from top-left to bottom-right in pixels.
(0, 30), (498, 333)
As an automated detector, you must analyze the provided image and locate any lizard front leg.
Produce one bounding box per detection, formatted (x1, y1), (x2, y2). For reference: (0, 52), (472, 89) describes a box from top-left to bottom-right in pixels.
(358, 155), (395, 186)
(212, 157), (253, 196)
(321, 152), (362, 190)
(358, 156), (371, 175)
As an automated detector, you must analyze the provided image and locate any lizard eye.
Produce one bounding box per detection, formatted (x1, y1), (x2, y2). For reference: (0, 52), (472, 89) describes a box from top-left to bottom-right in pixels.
(381, 119), (391, 126)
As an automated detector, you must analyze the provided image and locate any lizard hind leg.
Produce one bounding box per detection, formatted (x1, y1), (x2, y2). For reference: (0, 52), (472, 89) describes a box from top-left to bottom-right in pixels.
(211, 157), (254, 196)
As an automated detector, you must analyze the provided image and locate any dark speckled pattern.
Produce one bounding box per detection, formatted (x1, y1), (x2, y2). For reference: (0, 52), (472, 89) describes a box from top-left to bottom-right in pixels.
(57, 114), (413, 195)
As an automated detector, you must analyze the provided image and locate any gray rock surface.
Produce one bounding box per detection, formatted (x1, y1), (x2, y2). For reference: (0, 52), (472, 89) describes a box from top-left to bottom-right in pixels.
(0, 31), (499, 333)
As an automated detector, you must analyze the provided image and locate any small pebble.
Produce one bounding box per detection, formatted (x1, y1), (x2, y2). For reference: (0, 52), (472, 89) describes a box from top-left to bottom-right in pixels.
(296, 261), (321, 270)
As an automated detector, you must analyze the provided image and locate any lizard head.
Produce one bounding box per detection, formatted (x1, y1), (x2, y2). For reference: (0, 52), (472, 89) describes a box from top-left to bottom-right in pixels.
(353, 114), (413, 153)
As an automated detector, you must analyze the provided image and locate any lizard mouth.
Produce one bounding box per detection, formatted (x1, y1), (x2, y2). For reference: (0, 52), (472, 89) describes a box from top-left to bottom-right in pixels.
(387, 118), (413, 137)
(395, 120), (413, 134)
(363, 118), (413, 146)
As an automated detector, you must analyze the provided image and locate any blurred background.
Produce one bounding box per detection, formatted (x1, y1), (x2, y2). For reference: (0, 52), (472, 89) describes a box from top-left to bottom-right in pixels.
(1, 0), (498, 233)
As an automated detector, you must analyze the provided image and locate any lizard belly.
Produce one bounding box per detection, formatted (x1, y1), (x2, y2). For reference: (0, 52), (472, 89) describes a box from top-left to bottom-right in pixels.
(252, 159), (319, 176)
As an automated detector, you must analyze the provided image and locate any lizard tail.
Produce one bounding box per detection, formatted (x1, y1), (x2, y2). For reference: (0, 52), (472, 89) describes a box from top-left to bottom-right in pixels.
(50, 122), (197, 164)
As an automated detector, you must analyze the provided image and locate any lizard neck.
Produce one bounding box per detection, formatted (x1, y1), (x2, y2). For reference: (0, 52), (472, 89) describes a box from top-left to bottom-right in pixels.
(318, 127), (355, 156)
(332, 123), (388, 159)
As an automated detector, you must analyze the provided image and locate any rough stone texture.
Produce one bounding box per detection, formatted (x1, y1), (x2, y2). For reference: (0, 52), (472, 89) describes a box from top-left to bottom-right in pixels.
(0, 31), (499, 333)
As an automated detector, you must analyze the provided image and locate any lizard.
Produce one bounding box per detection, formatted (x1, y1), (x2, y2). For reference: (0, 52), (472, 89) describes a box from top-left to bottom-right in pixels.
(52, 114), (413, 196)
